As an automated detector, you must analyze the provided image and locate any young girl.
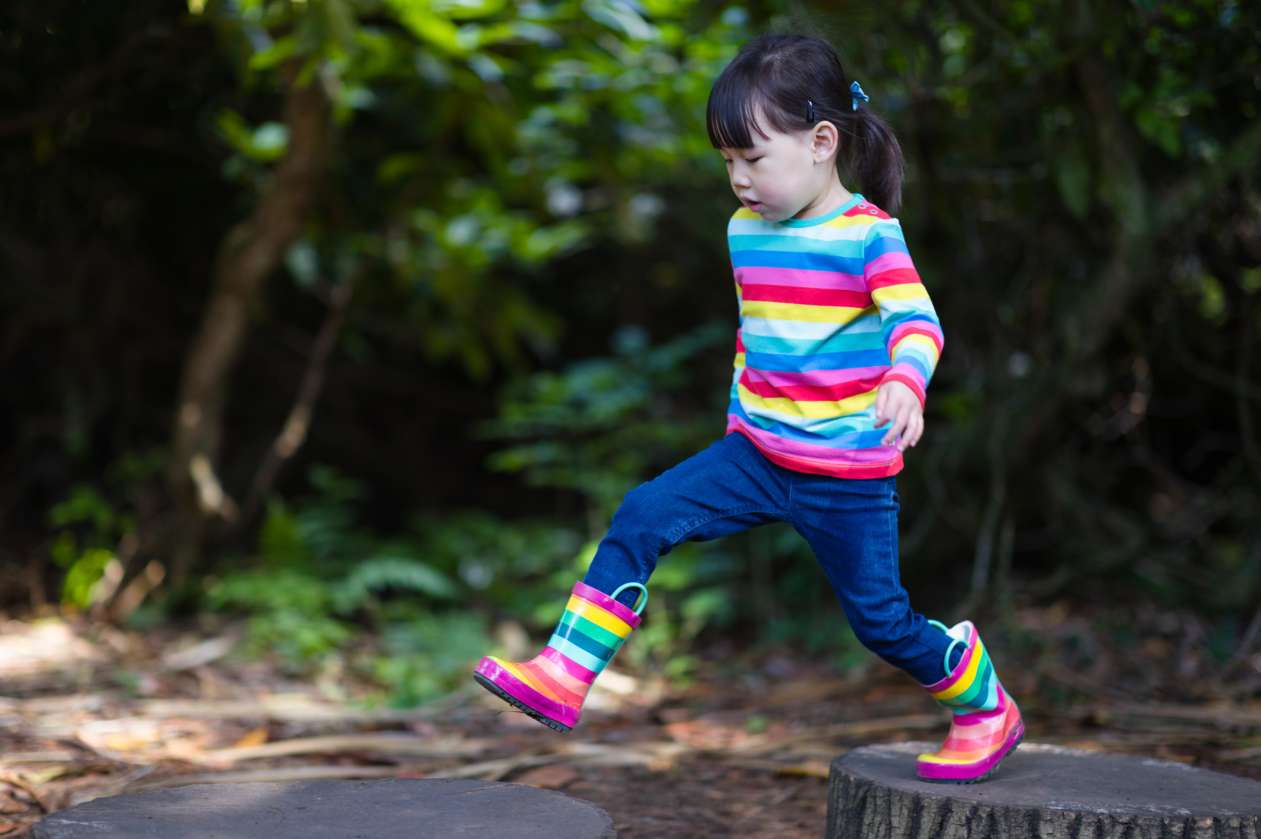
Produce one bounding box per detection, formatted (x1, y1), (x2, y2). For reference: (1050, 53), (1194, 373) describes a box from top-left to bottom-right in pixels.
(474, 33), (1024, 784)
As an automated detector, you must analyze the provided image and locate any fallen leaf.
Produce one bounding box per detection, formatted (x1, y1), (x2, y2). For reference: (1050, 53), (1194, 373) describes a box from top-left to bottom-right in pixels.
(231, 726), (269, 749)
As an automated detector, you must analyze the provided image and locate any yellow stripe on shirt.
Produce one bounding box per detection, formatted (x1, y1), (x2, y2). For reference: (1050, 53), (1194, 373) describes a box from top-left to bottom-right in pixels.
(871, 283), (931, 302)
(737, 383), (877, 419)
(742, 300), (871, 326)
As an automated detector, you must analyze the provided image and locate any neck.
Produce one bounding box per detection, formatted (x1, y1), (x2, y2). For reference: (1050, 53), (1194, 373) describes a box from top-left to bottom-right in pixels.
(793, 169), (851, 220)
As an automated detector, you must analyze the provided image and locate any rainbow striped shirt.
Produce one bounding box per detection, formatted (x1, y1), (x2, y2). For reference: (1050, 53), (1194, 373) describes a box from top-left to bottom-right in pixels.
(725, 193), (944, 479)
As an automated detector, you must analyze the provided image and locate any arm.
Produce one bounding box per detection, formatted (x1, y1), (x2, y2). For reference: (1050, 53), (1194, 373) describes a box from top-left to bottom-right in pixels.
(864, 219), (944, 409)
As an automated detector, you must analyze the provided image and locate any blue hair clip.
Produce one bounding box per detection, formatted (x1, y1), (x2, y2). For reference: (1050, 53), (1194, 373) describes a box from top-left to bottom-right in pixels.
(806, 99), (816, 123)
(850, 80), (870, 111)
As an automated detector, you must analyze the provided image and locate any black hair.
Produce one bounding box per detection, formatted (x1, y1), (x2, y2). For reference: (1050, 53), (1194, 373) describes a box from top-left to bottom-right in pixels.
(706, 33), (905, 213)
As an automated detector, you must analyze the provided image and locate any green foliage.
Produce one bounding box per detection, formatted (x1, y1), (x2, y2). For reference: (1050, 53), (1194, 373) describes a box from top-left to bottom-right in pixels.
(216, 111), (289, 162)
(206, 466), (567, 700)
(367, 612), (493, 707)
(58, 547), (116, 611)
(482, 322), (729, 518)
(193, 0), (748, 379)
(49, 486), (118, 536)
(47, 475), (143, 609)
(335, 551), (460, 610)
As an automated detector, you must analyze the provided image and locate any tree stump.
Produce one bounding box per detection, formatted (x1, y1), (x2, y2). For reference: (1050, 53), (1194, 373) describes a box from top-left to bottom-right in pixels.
(827, 742), (1261, 839)
(33, 779), (616, 838)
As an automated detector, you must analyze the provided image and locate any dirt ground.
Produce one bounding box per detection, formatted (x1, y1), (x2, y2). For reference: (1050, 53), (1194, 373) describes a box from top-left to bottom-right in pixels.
(2, 603), (1259, 837)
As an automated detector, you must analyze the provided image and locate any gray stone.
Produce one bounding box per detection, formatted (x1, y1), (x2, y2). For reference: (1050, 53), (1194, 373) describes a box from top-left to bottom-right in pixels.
(827, 742), (1261, 839)
(34, 779), (616, 839)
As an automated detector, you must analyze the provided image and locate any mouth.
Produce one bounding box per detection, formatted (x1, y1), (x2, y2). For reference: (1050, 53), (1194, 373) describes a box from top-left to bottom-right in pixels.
(742, 198), (764, 212)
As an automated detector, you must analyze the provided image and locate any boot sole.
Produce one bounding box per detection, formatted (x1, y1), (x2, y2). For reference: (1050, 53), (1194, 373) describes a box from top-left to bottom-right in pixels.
(918, 725), (1024, 785)
(473, 673), (572, 733)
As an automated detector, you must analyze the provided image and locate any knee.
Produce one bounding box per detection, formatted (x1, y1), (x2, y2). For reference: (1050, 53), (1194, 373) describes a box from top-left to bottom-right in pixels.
(595, 482), (680, 582)
(609, 481), (671, 540)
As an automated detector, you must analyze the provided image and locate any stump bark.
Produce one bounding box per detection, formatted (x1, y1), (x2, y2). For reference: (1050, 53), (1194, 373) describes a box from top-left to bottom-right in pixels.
(34, 778), (616, 838)
(827, 742), (1261, 839)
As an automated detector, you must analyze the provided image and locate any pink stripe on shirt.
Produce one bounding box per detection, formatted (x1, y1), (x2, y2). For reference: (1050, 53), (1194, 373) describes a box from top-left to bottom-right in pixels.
(866, 251), (915, 277)
(736, 266), (867, 291)
(729, 416), (897, 464)
(742, 365), (889, 388)
(740, 284), (871, 308)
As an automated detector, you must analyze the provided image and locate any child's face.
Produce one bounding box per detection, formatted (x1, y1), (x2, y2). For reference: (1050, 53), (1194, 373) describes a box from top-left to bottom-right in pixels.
(718, 113), (827, 223)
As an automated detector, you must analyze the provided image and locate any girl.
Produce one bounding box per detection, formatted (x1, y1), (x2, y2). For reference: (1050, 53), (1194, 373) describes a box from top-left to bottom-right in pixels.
(474, 33), (1024, 784)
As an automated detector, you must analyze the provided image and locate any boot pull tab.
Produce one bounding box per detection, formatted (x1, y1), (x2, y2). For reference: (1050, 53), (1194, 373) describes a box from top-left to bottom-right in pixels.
(611, 582), (649, 616)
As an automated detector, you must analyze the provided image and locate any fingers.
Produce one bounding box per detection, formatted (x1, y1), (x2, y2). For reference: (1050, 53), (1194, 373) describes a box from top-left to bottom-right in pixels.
(874, 387), (889, 427)
(881, 403), (911, 447)
(880, 403), (925, 450)
(876, 384), (926, 449)
(906, 412), (924, 447)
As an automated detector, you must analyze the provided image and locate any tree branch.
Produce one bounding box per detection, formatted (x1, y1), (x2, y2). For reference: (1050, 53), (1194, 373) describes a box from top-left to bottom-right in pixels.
(240, 275), (356, 526)
(167, 61), (334, 584)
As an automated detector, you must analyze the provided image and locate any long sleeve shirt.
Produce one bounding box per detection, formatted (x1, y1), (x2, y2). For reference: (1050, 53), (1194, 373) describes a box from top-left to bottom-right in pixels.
(724, 192), (944, 479)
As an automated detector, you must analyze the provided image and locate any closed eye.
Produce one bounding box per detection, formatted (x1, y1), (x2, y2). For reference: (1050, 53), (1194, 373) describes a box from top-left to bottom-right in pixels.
(746, 156), (764, 164)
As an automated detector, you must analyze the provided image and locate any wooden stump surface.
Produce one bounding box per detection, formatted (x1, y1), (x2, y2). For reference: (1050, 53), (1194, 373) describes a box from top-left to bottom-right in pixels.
(33, 778), (617, 839)
(828, 742), (1261, 839)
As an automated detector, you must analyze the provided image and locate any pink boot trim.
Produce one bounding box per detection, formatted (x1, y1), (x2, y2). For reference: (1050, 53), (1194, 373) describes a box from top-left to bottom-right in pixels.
(474, 656), (580, 730)
(915, 720), (1025, 782)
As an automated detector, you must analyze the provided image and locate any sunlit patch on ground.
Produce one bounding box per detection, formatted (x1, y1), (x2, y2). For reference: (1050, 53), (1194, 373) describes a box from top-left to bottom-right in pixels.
(0, 619), (104, 694)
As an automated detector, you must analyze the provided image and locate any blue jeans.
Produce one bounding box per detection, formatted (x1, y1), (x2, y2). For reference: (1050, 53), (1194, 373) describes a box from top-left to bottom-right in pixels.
(582, 431), (953, 686)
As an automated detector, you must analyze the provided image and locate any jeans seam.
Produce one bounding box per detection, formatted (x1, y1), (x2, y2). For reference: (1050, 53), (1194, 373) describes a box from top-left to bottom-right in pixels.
(664, 504), (786, 545)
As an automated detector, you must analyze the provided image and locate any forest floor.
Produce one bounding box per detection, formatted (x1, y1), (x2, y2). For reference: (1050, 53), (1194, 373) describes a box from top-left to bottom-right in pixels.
(2, 602), (1260, 838)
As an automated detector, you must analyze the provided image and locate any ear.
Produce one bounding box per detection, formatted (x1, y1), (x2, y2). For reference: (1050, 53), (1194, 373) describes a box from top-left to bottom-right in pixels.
(810, 120), (840, 164)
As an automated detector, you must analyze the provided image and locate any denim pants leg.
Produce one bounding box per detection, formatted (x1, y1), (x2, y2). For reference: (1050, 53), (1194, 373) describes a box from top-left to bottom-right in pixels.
(582, 431), (952, 686)
(789, 471), (951, 686)
(582, 433), (789, 604)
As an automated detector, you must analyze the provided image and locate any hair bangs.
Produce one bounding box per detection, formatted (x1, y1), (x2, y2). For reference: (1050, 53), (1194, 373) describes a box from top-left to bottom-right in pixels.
(707, 58), (800, 149)
(707, 71), (772, 149)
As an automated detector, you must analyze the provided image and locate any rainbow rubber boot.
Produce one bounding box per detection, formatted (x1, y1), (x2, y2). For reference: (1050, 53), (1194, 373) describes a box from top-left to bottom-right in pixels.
(473, 580), (647, 732)
(916, 619), (1025, 783)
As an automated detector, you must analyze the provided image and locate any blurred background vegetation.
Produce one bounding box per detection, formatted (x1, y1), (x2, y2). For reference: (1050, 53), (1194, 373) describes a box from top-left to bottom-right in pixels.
(2, 0), (1258, 707)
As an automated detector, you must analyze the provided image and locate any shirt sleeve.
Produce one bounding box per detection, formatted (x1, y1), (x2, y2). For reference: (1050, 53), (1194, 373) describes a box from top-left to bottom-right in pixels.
(863, 218), (944, 408)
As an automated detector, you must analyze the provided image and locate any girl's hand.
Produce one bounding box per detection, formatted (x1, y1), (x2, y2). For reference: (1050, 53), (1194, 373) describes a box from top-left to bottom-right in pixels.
(874, 380), (923, 451)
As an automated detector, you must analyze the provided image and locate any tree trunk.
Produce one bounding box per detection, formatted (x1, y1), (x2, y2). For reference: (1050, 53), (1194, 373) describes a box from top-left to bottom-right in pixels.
(827, 742), (1261, 839)
(166, 64), (333, 586)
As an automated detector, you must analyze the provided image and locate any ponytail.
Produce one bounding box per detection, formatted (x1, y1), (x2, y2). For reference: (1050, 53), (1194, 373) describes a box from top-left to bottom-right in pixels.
(846, 107), (905, 214)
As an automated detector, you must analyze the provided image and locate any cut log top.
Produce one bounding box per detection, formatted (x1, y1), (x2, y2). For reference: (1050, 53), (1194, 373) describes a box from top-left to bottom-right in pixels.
(34, 779), (617, 839)
(828, 742), (1261, 839)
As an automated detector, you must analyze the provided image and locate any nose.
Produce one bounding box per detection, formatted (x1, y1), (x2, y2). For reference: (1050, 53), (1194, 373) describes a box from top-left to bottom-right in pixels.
(729, 163), (751, 189)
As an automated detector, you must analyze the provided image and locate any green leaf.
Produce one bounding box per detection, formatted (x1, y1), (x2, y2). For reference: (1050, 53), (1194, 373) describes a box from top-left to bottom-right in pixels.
(583, 0), (656, 41)
(48, 486), (115, 535)
(334, 553), (460, 613)
(216, 110), (290, 161)
(248, 33), (299, 71)
(385, 0), (467, 55)
(432, 0), (508, 20)
(61, 548), (115, 609)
